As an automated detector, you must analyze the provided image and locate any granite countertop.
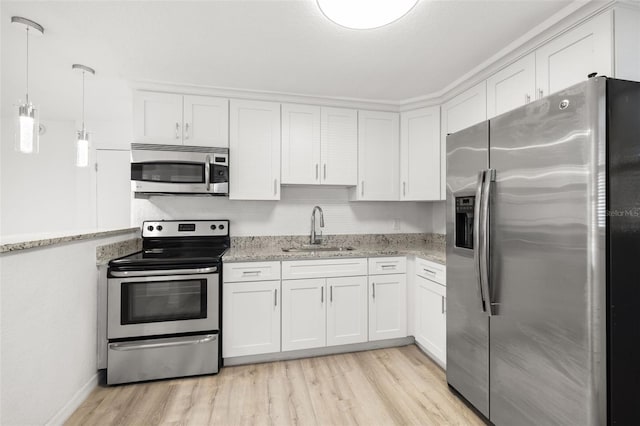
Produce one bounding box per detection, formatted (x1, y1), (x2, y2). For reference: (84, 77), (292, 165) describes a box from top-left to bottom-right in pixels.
(223, 233), (445, 265)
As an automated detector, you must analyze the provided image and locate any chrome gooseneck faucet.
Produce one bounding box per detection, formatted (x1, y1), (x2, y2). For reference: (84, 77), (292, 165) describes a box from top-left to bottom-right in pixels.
(310, 206), (325, 245)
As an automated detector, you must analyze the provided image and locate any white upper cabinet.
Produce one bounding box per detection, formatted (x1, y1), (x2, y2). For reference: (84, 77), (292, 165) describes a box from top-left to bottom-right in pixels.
(486, 53), (536, 119)
(440, 81), (487, 199)
(281, 105), (357, 186)
(354, 110), (400, 201)
(183, 95), (229, 147)
(134, 91), (228, 147)
(134, 92), (183, 145)
(400, 106), (441, 201)
(535, 10), (612, 99)
(281, 104), (321, 185)
(321, 107), (358, 185)
(229, 99), (281, 200)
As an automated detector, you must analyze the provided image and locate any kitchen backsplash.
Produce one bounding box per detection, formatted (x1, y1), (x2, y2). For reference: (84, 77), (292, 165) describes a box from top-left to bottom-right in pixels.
(133, 186), (445, 236)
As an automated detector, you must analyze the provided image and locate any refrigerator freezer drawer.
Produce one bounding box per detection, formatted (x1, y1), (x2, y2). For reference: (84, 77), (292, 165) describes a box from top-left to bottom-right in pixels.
(416, 258), (446, 285)
(107, 334), (219, 385)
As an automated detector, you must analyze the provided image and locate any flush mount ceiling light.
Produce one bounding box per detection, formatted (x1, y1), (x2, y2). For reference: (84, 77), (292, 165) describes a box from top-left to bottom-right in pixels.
(72, 64), (95, 168)
(316, 0), (419, 30)
(12, 16), (44, 154)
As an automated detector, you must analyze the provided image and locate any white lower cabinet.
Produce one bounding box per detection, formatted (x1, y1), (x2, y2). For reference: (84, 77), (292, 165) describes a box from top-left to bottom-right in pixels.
(222, 280), (281, 358)
(368, 273), (407, 341)
(326, 276), (368, 346)
(281, 278), (327, 351)
(414, 274), (447, 366)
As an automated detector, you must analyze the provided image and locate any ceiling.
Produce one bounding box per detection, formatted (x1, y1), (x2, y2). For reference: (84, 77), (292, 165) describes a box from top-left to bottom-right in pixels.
(1, 0), (579, 122)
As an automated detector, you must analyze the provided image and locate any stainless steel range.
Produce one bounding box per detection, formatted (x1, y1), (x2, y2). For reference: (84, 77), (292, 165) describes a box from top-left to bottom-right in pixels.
(106, 220), (229, 385)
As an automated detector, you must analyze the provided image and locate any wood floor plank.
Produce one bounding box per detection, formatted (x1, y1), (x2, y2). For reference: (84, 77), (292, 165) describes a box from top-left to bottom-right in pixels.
(65, 345), (483, 426)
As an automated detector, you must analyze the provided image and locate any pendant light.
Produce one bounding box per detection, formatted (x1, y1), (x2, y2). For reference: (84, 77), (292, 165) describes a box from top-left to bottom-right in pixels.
(317, 0), (419, 30)
(72, 64), (95, 168)
(11, 16), (44, 154)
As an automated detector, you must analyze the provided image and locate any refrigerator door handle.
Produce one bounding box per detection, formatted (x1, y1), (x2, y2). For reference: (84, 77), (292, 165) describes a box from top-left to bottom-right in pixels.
(480, 168), (496, 316)
(474, 170), (487, 312)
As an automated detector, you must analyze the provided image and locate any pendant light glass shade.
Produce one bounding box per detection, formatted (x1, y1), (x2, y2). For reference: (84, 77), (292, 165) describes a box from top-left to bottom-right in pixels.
(316, 0), (419, 29)
(16, 102), (39, 153)
(72, 64), (95, 168)
(12, 16), (44, 154)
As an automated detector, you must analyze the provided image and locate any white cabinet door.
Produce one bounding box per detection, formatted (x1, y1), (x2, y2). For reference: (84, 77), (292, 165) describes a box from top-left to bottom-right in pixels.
(415, 276), (446, 366)
(486, 53), (536, 119)
(400, 106), (440, 201)
(368, 274), (407, 341)
(440, 81), (487, 199)
(229, 99), (281, 200)
(222, 281), (281, 358)
(326, 276), (368, 346)
(281, 279), (326, 351)
(183, 95), (229, 148)
(133, 91), (183, 145)
(536, 11), (612, 99)
(356, 110), (400, 200)
(96, 149), (131, 229)
(321, 107), (358, 185)
(281, 104), (321, 185)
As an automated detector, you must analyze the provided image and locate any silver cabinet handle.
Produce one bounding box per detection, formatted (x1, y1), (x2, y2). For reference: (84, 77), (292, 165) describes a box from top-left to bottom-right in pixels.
(330, 285), (333, 302)
(205, 155), (211, 191)
(185, 123), (190, 139)
(474, 171), (486, 312)
(242, 270), (261, 276)
(372, 282), (375, 299)
(274, 179), (278, 196)
(109, 335), (216, 351)
(441, 296), (445, 314)
(403, 181), (406, 196)
(537, 88), (544, 99)
(525, 94), (531, 104)
(321, 286), (324, 303)
(175, 122), (180, 139)
(422, 268), (436, 275)
(323, 164), (327, 180)
(381, 264), (396, 270)
(361, 181), (364, 196)
(110, 266), (217, 277)
(274, 288), (278, 307)
(480, 168), (496, 316)
(315, 164), (319, 180)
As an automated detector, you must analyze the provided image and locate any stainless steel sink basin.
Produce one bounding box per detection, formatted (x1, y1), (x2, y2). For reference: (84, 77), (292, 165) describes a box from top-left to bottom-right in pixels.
(282, 246), (355, 252)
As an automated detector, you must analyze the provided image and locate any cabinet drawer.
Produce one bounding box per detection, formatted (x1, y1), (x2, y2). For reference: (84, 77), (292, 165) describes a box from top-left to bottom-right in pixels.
(223, 261), (281, 282)
(282, 258), (367, 280)
(368, 256), (406, 275)
(416, 257), (446, 285)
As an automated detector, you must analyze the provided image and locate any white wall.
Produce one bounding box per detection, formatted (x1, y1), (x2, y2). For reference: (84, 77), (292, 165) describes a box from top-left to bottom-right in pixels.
(0, 231), (138, 425)
(429, 201), (446, 234)
(134, 186), (442, 236)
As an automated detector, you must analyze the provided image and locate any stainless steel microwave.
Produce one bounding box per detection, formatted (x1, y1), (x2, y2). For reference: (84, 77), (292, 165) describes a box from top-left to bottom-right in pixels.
(131, 144), (228, 196)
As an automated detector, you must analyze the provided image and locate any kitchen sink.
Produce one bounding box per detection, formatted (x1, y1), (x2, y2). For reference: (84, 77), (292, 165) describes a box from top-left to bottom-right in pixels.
(281, 246), (355, 252)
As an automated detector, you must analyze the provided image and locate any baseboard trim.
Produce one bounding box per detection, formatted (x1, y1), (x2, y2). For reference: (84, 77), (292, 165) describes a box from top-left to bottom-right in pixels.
(414, 340), (446, 370)
(45, 373), (98, 426)
(224, 336), (415, 366)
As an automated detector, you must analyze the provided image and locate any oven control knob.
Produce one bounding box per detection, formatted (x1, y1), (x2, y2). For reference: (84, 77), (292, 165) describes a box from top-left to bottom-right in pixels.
(210, 225), (217, 230)
(156, 225), (163, 231)
(147, 225), (154, 232)
(219, 224), (225, 230)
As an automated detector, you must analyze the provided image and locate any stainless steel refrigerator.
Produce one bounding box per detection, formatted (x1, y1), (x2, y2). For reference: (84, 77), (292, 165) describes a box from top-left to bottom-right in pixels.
(446, 77), (640, 426)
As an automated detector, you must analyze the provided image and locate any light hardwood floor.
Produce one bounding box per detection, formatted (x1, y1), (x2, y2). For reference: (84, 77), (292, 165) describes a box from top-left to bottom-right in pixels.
(66, 345), (484, 425)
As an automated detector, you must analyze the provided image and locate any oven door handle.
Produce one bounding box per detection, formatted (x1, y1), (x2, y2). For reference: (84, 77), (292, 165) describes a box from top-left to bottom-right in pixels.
(109, 334), (217, 351)
(205, 155), (211, 192)
(110, 266), (218, 278)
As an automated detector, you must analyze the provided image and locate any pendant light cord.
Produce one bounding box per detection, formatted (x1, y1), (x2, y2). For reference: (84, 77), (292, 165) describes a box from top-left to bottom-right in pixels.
(25, 26), (29, 104)
(82, 70), (85, 131)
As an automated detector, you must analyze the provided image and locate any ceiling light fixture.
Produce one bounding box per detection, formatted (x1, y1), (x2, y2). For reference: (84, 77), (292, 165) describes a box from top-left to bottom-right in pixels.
(12, 16), (44, 154)
(72, 64), (95, 168)
(316, 0), (419, 30)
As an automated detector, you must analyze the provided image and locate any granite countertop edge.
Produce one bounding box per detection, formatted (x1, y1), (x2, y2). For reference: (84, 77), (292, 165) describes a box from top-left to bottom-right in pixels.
(0, 227), (140, 254)
(223, 246), (445, 265)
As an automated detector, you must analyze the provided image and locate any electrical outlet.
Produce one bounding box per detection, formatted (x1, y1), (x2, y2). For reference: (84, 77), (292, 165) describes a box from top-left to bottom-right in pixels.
(392, 219), (400, 230)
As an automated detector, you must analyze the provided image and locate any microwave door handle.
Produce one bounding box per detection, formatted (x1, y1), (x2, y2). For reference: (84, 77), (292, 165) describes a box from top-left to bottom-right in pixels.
(205, 155), (211, 192)
(474, 170), (487, 312)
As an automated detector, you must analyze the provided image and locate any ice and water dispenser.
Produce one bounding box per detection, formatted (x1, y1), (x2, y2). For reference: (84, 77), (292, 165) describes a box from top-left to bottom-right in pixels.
(455, 196), (475, 249)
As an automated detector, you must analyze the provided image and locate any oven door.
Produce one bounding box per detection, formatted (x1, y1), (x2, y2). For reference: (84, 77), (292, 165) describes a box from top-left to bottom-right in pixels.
(107, 269), (219, 339)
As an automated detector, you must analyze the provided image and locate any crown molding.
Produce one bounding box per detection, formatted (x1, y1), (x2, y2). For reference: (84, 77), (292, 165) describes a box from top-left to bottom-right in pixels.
(132, 0), (624, 114)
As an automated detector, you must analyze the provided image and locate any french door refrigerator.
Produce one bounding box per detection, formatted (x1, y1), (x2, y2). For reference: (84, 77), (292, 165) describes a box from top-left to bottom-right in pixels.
(446, 77), (640, 426)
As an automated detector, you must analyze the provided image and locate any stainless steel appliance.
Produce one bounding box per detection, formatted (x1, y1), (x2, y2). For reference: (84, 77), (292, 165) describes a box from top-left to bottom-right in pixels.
(446, 77), (640, 425)
(106, 220), (229, 385)
(131, 144), (229, 196)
